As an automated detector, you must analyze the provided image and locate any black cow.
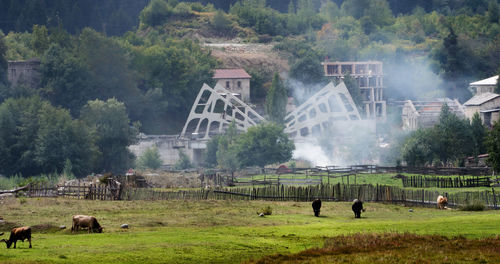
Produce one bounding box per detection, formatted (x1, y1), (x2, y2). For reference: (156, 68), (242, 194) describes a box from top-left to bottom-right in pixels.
(352, 199), (364, 218)
(312, 199), (322, 217)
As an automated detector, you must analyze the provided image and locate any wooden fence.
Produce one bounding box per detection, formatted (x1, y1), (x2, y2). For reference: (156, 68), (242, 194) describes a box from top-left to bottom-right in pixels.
(27, 183), (120, 200)
(402, 175), (492, 188)
(119, 184), (499, 209)
(257, 165), (492, 176)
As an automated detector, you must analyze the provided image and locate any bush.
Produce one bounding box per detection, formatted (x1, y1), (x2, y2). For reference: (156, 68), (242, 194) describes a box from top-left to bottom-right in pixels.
(459, 200), (486, 211)
(173, 150), (192, 170)
(259, 205), (273, 215)
(137, 146), (163, 170)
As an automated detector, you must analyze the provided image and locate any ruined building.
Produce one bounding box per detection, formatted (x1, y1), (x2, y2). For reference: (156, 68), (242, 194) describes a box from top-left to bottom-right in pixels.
(7, 59), (41, 89)
(401, 99), (466, 131)
(321, 61), (386, 121)
(130, 79), (368, 166)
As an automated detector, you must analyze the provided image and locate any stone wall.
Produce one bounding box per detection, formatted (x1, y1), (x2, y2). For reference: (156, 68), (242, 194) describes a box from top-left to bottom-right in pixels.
(7, 59), (41, 89)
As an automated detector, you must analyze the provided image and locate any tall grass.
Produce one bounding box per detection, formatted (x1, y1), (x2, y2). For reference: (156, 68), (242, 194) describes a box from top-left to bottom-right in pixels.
(0, 173), (73, 190)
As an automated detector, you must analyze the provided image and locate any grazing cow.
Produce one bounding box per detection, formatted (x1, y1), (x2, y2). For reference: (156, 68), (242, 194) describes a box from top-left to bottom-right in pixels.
(437, 195), (448, 210)
(352, 199), (364, 218)
(0, 226), (32, 248)
(312, 199), (322, 217)
(72, 215), (103, 233)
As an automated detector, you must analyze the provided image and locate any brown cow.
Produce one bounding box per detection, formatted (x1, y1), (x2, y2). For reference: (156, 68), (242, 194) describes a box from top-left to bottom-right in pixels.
(0, 226), (32, 248)
(437, 195), (448, 210)
(72, 215), (103, 233)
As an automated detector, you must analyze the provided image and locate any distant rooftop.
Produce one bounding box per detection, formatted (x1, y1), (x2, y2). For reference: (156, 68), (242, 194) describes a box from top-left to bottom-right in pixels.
(464, 92), (500, 106)
(213, 69), (251, 79)
(470, 75), (498, 86)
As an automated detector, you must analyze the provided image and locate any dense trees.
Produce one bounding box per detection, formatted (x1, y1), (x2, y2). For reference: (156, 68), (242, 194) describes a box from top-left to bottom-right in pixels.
(234, 123), (295, 169)
(486, 121), (500, 172)
(0, 96), (96, 176)
(204, 122), (294, 169)
(402, 104), (475, 166)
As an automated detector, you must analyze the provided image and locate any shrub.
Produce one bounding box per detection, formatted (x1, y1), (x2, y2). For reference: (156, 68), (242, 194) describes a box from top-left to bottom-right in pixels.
(259, 205), (273, 215)
(459, 200), (486, 211)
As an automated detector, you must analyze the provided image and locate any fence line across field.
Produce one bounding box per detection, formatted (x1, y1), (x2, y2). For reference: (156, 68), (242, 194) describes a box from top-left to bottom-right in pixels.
(119, 184), (499, 209)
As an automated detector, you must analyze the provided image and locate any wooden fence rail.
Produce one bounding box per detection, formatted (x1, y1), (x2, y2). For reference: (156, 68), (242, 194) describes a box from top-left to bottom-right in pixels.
(27, 183), (120, 200)
(402, 175), (492, 188)
(119, 184), (499, 209)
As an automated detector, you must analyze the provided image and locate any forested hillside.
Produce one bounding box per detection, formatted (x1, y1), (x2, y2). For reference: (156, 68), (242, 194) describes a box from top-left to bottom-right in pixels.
(1, 0), (500, 176)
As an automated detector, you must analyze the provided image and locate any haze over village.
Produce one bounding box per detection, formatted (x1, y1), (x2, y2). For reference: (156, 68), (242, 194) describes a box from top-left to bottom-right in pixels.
(0, 0), (500, 263)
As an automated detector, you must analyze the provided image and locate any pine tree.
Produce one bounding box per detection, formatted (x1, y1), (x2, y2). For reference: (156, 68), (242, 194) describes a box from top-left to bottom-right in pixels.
(265, 73), (287, 125)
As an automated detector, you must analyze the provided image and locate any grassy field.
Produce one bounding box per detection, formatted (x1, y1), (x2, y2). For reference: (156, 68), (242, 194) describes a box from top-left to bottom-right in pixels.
(0, 197), (499, 263)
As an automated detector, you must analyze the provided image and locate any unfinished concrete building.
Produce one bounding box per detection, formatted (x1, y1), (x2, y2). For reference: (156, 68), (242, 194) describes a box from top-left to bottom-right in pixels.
(321, 61), (386, 121)
(402, 99), (466, 131)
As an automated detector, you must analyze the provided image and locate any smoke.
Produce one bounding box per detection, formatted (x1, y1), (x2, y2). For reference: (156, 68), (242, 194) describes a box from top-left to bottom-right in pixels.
(384, 57), (446, 101)
(286, 79), (381, 166)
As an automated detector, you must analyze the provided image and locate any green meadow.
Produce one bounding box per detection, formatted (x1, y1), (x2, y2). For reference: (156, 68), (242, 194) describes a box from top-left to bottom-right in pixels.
(0, 198), (499, 263)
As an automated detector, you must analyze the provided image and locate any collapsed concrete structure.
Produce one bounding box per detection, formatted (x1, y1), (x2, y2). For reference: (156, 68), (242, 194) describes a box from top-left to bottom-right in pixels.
(130, 81), (369, 166)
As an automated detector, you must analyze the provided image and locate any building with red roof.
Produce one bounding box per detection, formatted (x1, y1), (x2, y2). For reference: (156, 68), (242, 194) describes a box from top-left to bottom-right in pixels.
(213, 68), (251, 102)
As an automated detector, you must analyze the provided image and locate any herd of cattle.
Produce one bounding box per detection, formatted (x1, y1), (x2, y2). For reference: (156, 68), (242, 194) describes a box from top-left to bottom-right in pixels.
(0, 195), (449, 249)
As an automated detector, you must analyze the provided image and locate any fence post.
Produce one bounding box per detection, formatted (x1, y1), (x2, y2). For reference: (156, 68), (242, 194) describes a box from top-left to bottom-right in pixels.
(493, 188), (497, 209)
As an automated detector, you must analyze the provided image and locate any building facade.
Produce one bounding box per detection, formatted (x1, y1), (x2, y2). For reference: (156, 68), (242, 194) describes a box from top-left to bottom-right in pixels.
(402, 99), (466, 131)
(7, 59), (41, 89)
(213, 68), (251, 103)
(321, 61), (386, 121)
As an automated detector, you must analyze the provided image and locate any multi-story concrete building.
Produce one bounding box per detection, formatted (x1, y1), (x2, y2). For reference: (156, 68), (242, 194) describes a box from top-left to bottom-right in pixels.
(321, 61), (386, 121)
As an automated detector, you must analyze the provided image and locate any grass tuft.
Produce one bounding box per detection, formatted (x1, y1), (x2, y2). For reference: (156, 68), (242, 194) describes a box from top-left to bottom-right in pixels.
(459, 200), (486, 211)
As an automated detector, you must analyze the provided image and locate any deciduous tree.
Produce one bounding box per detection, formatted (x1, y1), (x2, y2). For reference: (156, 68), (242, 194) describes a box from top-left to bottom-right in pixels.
(234, 123), (295, 169)
(80, 98), (139, 173)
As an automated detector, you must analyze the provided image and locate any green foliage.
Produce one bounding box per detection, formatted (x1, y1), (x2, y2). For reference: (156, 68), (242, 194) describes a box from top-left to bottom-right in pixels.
(247, 67), (271, 102)
(204, 135), (221, 168)
(216, 121), (239, 173)
(140, 0), (173, 27)
(211, 9), (233, 36)
(234, 123), (295, 168)
(289, 56), (325, 85)
(39, 44), (94, 116)
(31, 25), (49, 56)
(459, 200), (486, 211)
(0, 96), (96, 177)
(342, 74), (363, 109)
(80, 98), (138, 174)
(488, 0), (500, 23)
(265, 73), (287, 125)
(402, 104), (474, 166)
(137, 146), (163, 170)
(402, 129), (435, 166)
(174, 150), (192, 170)
(434, 104), (474, 164)
(486, 121), (500, 172)
(0, 33), (7, 96)
(470, 112), (487, 155)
